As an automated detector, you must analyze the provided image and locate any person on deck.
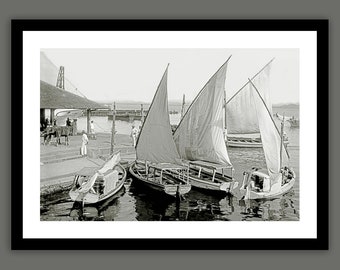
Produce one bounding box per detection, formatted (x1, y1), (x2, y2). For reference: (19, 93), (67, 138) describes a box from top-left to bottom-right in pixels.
(45, 118), (50, 127)
(81, 130), (89, 157)
(66, 117), (72, 126)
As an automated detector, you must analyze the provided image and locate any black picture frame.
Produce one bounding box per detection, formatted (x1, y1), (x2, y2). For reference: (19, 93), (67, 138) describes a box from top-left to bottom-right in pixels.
(11, 19), (329, 250)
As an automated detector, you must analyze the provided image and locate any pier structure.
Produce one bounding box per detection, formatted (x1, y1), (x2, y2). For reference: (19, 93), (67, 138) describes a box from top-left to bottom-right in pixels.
(40, 80), (105, 135)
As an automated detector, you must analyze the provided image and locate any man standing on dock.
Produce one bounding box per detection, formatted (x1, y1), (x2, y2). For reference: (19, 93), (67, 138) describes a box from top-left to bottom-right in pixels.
(130, 125), (138, 147)
(90, 120), (96, 139)
(81, 130), (89, 156)
(90, 120), (95, 134)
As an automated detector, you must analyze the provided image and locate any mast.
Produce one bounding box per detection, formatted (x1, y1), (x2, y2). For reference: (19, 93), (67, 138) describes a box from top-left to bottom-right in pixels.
(110, 102), (116, 154)
(279, 114), (285, 169)
(181, 94), (185, 120)
(224, 89), (227, 130)
(140, 103), (144, 124)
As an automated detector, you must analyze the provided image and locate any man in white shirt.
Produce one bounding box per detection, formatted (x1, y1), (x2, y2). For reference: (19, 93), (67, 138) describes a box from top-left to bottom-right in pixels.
(81, 131), (89, 156)
(130, 125), (139, 147)
(90, 121), (95, 134)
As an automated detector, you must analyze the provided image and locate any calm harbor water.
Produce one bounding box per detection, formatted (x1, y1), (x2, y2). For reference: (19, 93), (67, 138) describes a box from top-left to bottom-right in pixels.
(41, 106), (299, 221)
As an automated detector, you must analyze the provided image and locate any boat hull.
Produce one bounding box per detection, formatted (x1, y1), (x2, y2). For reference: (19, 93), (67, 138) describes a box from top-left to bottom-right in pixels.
(188, 176), (237, 194)
(69, 164), (127, 205)
(227, 138), (289, 148)
(240, 177), (295, 200)
(227, 140), (263, 148)
(129, 163), (191, 197)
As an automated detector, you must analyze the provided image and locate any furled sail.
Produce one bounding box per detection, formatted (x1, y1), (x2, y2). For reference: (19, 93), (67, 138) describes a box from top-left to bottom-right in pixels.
(173, 59), (232, 166)
(78, 152), (121, 193)
(226, 59), (273, 135)
(250, 82), (289, 178)
(98, 152), (121, 174)
(136, 66), (181, 164)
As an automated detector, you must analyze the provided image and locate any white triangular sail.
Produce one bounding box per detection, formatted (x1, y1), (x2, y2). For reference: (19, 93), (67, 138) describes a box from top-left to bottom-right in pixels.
(174, 60), (232, 166)
(226, 83), (260, 134)
(136, 66), (181, 164)
(226, 60), (273, 135)
(251, 83), (289, 180)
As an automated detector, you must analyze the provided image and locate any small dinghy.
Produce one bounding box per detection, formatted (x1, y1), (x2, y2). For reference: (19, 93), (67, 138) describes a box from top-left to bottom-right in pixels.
(69, 152), (126, 204)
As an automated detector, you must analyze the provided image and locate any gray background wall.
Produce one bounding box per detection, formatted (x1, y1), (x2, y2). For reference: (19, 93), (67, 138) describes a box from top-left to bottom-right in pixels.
(1, 1), (337, 269)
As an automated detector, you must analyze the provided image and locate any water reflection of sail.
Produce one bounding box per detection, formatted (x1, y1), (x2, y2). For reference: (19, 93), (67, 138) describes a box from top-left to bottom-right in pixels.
(166, 190), (233, 221)
(218, 195), (236, 216)
(129, 180), (174, 220)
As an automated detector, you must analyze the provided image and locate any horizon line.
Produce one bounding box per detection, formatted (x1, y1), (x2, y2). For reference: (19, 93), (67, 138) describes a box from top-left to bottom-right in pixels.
(92, 99), (300, 106)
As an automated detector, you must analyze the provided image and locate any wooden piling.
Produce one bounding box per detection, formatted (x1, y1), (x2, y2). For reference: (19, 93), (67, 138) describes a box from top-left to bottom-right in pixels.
(110, 102), (116, 154)
(86, 109), (91, 134)
(181, 94), (185, 119)
(141, 104), (144, 124)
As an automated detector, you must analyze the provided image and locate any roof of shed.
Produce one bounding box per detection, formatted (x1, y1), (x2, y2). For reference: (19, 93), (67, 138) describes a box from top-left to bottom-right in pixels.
(40, 80), (105, 109)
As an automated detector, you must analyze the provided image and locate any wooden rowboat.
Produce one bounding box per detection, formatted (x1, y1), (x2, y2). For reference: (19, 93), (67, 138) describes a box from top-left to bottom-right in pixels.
(129, 161), (191, 197)
(69, 152), (126, 204)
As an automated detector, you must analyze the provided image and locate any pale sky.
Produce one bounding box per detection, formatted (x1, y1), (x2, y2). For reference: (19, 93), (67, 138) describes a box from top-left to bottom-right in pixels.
(41, 48), (299, 105)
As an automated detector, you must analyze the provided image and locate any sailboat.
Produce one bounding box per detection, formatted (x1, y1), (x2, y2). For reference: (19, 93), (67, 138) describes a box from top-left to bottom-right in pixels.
(129, 66), (191, 197)
(288, 117), (300, 128)
(226, 59), (289, 148)
(69, 151), (127, 204)
(173, 57), (237, 194)
(274, 113), (299, 128)
(239, 79), (295, 200)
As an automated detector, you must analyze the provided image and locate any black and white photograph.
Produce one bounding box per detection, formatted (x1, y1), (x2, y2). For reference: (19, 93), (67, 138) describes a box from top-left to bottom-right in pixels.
(39, 48), (300, 222)
(12, 20), (328, 249)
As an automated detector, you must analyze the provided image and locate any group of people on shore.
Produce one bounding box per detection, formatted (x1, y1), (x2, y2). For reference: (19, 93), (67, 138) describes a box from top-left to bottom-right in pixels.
(41, 117), (72, 131)
(43, 117), (139, 155)
(81, 122), (139, 158)
(40, 118), (57, 131)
